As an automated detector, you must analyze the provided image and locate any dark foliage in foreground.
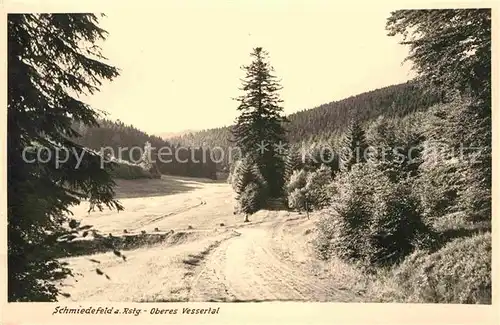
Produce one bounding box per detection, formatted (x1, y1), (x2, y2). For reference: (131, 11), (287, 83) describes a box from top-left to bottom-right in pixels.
(8, 13), (124, 301)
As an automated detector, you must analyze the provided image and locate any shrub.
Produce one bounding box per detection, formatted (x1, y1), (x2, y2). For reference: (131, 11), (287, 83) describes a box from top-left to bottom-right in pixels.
(314, 164), (380, 261)
(365, 180), (436, 266)
(393, 232), (491, 304)
(288, 188), (306, 212)
(285, 169), (308, 194)
(304, 164), (333, 210)
(286, 169), (308, 211)
(286, 165), (333, 212)
(458, 160), (491, 223)
(314, 164), (434, 267)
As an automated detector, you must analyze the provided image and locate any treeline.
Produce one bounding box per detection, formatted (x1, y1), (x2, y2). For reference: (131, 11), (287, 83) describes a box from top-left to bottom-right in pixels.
(168, 81), (444, 169)
(286, 81), (444, 143)
(72, 119), (217, 180)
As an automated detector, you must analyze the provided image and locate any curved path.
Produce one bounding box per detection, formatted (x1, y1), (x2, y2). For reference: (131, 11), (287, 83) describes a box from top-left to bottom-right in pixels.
(189, 223), (359, 302)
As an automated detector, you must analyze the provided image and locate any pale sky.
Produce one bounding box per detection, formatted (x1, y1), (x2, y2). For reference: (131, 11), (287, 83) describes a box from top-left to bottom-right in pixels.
(83, 2), (415, 135)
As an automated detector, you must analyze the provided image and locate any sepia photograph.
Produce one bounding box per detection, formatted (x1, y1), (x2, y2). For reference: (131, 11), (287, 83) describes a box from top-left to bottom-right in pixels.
(3, 0), (495, 322)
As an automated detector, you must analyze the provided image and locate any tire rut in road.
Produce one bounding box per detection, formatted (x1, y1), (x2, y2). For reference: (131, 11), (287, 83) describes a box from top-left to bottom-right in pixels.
(184, 230), (241, 302)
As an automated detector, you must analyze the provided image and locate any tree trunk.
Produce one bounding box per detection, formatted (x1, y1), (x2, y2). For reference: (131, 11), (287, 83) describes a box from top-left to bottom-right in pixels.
(244, 214), (249, 223)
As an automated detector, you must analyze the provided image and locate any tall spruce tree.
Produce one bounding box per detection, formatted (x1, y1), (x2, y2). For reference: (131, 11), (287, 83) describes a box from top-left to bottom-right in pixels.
(8, 14), (123, 301)
(231, 47), (289, 198)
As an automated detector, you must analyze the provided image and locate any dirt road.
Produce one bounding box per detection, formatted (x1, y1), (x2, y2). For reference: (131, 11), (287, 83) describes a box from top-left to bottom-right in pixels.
(189, 224), (358, 302)
(60, 176), (360, 302)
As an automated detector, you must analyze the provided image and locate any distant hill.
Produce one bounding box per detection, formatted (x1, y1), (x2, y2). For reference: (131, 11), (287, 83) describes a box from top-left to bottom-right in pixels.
(168, 81), (444, 169)
(156, 129), (198, 140)
(72, 120), (217, 180)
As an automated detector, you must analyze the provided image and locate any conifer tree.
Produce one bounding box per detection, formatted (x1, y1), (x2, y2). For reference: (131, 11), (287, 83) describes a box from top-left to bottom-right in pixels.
(284, 147), (304, 182)
(8, 14), (122, 301)
(339, 120), (369, 172)
(239, 183), (261, 223)
(232, 156), (268, 221)
(231, 47), (289, 198)
(387, 9), (491, 222)
(233, 156), (267, 199)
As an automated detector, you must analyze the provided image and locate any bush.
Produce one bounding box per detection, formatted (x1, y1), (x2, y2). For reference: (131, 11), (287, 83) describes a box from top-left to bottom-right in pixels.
(286, 169), (308, 211)
(314, 164), (434, 267)
(365, 180), (436, 266)
(459, 160), (491, 223)
(304, 164), (333, 210)
(288, 188), (306, 211)
(286, 169), (308, 194)
(314, 164), (380, 261)
(393, 232), (491, 304)
(286, 165), (333, 212)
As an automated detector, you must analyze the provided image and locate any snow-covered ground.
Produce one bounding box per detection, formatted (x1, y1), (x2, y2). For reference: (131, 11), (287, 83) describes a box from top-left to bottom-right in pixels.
(59, 175), (360, 302)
